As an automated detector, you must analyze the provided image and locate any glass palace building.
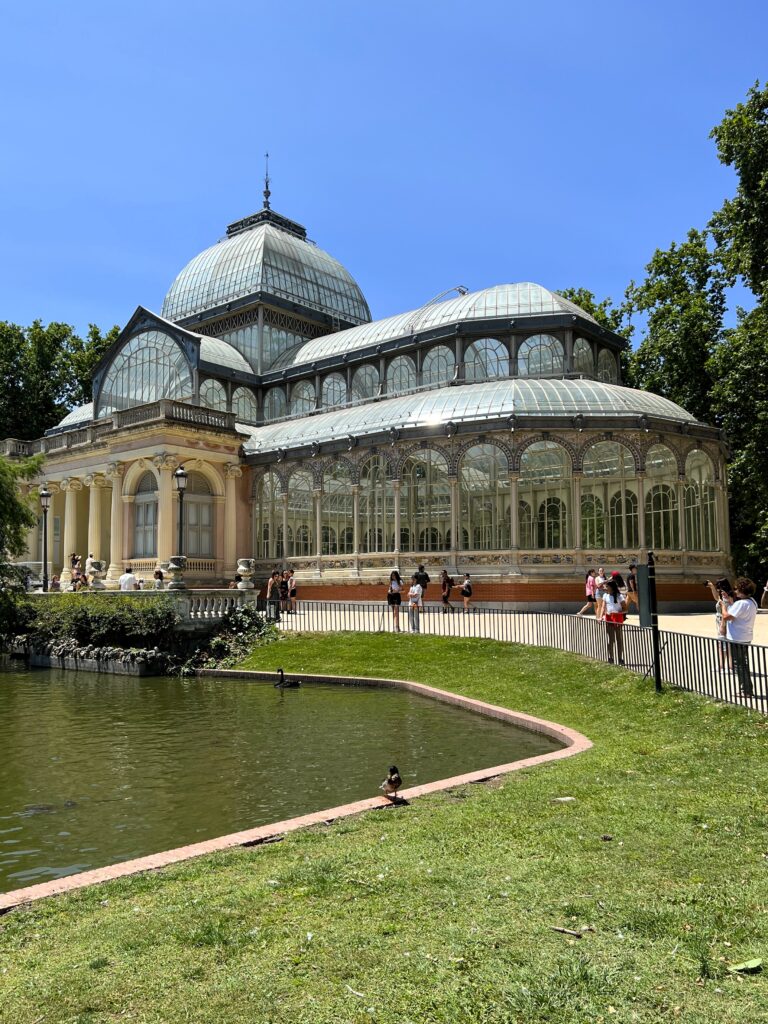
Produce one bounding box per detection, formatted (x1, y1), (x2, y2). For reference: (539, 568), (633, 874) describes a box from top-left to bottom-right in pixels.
(7, 199), (730, 605)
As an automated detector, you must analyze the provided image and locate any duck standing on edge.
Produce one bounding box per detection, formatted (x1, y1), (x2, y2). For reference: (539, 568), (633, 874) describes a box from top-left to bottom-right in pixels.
(275, 668), (301, 688)
(379, 765), (403, 801)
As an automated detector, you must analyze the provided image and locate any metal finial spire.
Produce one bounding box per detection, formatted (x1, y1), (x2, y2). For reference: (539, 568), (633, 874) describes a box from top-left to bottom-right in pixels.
(263, 152), (271, 209)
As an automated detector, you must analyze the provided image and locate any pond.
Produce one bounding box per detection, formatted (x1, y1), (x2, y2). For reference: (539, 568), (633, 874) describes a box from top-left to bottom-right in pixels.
(0, 668), (561, 893)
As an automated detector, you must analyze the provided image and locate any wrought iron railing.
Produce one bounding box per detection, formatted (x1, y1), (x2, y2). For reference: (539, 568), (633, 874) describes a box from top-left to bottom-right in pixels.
(270, 600), (767, 713)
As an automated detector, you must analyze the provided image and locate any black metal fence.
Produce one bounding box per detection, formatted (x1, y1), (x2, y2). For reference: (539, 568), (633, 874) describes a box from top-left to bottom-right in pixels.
(265, 599), (767, 712)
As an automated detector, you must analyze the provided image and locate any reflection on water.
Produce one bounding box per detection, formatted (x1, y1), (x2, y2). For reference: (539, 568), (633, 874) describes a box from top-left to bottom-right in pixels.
(0, 668), (560, 892)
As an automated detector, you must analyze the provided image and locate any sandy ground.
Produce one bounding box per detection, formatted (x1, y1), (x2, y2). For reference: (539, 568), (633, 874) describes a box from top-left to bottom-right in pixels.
(657, 610), (768, 643)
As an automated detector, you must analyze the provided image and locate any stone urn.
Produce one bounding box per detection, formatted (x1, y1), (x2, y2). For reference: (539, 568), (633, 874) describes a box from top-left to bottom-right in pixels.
(167, 555), (187, 591)
(236, 557), (256, 590)
(89, 559), (108, 590)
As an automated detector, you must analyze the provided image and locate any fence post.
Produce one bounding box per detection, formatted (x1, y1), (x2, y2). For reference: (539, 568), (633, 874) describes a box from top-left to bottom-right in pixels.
(647, 550), (663, 694)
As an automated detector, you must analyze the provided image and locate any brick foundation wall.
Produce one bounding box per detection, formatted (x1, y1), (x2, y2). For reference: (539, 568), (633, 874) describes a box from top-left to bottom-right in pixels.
(284, 581), (710, 605)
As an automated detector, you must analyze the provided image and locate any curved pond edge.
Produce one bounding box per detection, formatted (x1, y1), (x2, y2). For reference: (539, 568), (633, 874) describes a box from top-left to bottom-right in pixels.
(0, 670), (592, 913)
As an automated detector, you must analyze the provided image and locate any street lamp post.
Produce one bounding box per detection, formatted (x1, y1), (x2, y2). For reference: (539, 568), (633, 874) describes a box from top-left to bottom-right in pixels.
(39, 486), (51, 593)
(168, 465), (189, 591)
(174, 465), (188, 555)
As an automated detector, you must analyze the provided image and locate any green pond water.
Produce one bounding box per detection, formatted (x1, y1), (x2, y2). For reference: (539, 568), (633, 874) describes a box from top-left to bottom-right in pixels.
(0, 668), (561, 893)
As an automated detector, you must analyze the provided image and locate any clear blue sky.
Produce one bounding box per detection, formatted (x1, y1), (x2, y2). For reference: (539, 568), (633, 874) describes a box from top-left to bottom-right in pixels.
(1, 0), (765, 337)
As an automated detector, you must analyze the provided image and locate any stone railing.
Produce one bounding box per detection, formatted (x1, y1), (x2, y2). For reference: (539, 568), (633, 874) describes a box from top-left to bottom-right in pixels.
(176, 590), (257, 621)
(114, 400), (237, 432)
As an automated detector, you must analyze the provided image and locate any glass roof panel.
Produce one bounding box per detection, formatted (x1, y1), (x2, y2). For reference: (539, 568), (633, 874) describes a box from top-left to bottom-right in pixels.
(289, 283), (601, 365)
(161, 224), (370, 324)
(241, 379), (697, 455)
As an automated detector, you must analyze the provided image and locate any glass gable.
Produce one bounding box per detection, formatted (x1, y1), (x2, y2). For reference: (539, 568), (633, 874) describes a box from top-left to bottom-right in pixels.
(97, 330), (193, 418)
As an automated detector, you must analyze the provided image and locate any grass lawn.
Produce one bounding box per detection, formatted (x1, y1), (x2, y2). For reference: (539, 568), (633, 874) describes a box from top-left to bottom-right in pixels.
(1, 633), (767, 1023)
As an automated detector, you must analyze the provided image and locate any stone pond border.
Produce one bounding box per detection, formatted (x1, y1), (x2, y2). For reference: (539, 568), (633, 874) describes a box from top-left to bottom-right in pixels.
(0, 670), (592, 913)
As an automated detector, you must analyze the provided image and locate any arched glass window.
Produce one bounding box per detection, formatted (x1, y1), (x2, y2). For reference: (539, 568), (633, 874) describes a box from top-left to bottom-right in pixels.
(290, 380), (316, 416)
(254, 470), (281, 560)
(582, 441), (638, 549)
(519, 441), (571, 548)
(321, 463), (354, 555)
(597, 349), (618, 383)
(287, 470), (314, 556)
(359, 455), (394, 553)
(460, 444), (510, 550)
(351, 364), (379, 402)
(322, 373), (347, 409)
(581, 493), (604, 548)
(97, 330), (193, 417)
(465, 338), (509, 381)
(232, 386), (259, 423)
(684, 450), (716, 551)
(386, 355), (417, 396)
(422, 345), (455, 387)
(517, 334), (564, 377)
(199, 378), (227, 411)
(645, 444), (680, 549)
(400, 449), (450, 552)
(263, 387), (287, 422)
(573, 338), (594, 376)
(518, 500), (534, 548)
(184, 473), (214, 557)
(132, 471), (157, 558)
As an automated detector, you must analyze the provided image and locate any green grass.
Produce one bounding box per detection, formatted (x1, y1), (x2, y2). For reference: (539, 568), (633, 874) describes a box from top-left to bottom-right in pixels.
(1, 633), (767, 1023)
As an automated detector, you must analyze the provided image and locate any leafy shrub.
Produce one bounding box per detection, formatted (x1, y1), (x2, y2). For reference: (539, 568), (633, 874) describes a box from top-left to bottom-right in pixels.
(23, 594), (181, 650)
(183, 603), (277, 673)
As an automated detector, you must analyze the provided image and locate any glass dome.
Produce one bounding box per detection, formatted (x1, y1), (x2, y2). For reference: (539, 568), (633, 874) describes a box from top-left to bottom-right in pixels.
(161, 220), (371, 325)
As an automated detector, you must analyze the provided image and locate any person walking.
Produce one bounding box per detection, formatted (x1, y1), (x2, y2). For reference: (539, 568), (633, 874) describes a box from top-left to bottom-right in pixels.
(440, 570), (455, 614)
(266, 570), (282, 622)
(721, 577), (758, 697)
(625, 563), (639, 615)
(460, 573), (473, 613)
(279, 570), (290, 614)
(415, 564), (430, 609)
(288, 571), (297, 614)
(577, 569), (597, 616)
(407, 574), (423, 633)
(594, 566), (607, 621)
(603, 578), (627, 665)
(387, 570), (403, 631)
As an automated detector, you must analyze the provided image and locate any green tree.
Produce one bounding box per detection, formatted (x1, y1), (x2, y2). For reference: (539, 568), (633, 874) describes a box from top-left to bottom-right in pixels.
(0, 455), (41, 643)
(709, 81), (768, 300)
(624, 230), (724, 422)
(556, 287), (632, 336)
(0, 320), (119, 440)
(708, 302), (768, 579)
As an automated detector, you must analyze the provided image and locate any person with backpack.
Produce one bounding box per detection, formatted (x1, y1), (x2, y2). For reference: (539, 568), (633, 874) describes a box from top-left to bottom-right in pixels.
(440, 569), (455, 614)
(415, 564), (430, 608)
(460, 573), (473, 613)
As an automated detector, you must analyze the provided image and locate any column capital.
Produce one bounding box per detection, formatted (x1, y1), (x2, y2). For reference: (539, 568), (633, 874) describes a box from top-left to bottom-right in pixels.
(152, 451), (179, 472)
(60, 477), (83, 492)
(224, 462), (243, 479)
(84, 473), (109, 488)
(105, 462), (125, 480)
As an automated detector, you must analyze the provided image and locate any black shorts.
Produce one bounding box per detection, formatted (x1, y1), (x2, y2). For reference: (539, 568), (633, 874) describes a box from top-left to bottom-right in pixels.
(587, 595), (596, 603)
(387, 593), (401, 606)
(290, 588), (297, 598)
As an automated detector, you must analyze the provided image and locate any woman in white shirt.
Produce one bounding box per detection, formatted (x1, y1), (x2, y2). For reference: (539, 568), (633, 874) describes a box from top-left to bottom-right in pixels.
(407, 575), (423, 634)
(387, 571), (403, 632)
(603, 579), (626, 666)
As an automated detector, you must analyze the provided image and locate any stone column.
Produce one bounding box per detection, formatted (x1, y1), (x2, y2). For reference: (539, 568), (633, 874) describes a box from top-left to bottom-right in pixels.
(676, 478), (686, 552)
(224, 463), (242, 575)
(59, 478), (83, 582)
(449, 476), (459, 561)
(392, 480), (401, 561)
(636, 473), (646, 551)
(22, 486), (39, 563)
(84, 474), (107, 560)
(509, 476), (519, 549)
(350, 485), (359, 554)
(154, 453), (178, 566)
(314, 489), (322, 560)
(105, 463), (125, 583)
